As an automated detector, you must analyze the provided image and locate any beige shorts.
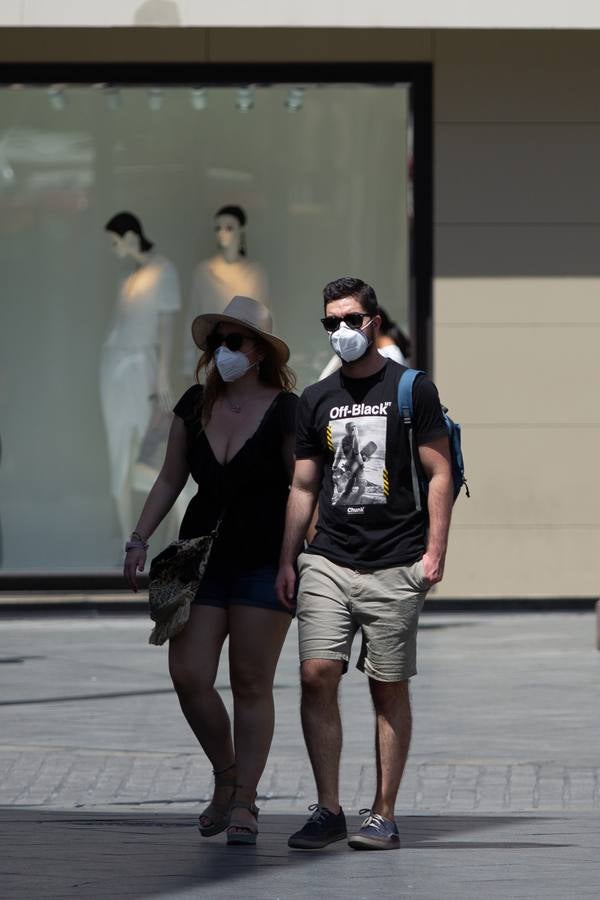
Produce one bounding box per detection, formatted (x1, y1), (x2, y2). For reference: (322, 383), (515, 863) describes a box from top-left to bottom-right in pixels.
(296, 552), (429, 682)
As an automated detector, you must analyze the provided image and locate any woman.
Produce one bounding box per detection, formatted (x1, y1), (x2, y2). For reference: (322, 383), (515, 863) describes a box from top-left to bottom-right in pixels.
(124, 295), (297, 846)
(376, 306), (411, 365)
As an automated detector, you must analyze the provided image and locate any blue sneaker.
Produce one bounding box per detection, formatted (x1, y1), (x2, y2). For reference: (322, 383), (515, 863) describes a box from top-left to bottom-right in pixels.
(347, 809), (401, 850)
(288, 804), (347, 849)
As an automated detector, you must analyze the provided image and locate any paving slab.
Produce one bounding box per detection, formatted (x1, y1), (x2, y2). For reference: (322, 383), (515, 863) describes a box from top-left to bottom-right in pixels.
(1, 611), (599, 897)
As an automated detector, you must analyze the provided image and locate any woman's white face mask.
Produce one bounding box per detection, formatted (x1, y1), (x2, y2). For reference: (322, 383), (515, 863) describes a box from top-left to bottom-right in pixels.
(329, 320), (372, 363)
(214, 346), (256, 382)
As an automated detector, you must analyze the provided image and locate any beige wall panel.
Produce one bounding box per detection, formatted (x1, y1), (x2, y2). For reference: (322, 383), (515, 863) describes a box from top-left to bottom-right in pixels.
(434, 30), (600, 123)
(436, 123), (600, 225)
(437, 526), (600, 598)
(9, 1), (600, 28)
(1, 3), (20, 26)
(435, 278), (600, 325)
(444, 426), (600, 527)
(206, 27), (433, 62)
(434, 322), (600, 424)
(0, 27), (209, 61)
(435, 224), (600, 278)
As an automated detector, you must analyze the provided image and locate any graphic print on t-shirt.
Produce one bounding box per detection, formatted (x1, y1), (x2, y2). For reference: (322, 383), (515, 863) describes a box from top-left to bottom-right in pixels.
(327, 414), (388, 509)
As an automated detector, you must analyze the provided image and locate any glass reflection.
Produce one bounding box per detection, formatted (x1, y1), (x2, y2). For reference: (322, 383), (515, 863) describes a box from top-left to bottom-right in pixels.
(0, 82), (411, 571)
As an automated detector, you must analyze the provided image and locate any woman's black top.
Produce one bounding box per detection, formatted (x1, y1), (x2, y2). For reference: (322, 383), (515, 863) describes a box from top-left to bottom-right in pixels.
(173, 385), (298, 568)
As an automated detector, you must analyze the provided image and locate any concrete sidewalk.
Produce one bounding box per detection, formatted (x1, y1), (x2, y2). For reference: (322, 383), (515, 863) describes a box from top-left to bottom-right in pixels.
(2, 808), (599, 900)
(1, 611), (599, 898)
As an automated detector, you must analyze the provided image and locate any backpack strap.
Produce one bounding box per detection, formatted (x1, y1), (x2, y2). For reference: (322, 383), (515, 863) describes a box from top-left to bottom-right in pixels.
(397, 369), (425, 512)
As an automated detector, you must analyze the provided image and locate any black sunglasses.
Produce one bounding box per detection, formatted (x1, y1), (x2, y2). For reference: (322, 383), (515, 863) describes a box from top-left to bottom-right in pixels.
(208, 331), (249, 352)
(321, 312), (372, 333)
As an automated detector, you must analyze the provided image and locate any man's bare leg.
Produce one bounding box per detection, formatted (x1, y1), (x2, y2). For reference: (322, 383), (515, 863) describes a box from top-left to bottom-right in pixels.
(300, 658), (344, 812)
(369, 679), (412, 820)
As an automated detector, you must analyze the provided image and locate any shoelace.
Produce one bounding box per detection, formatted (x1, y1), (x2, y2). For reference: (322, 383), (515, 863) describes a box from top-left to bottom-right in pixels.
(358, 808), (387, 831)
(307, 803), (332, 824)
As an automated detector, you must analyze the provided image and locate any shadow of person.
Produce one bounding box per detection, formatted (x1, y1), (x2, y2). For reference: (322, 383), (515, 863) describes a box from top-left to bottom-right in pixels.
(0, 808), (575, 900)
(133, 0), (181, 25)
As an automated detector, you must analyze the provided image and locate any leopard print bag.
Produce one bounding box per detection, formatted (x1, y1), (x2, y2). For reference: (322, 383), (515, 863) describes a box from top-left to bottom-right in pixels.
(148, 523), (220, 646)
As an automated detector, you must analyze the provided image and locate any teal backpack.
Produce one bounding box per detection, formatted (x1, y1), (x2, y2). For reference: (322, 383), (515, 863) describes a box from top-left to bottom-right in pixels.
(397, 369), (469, 512)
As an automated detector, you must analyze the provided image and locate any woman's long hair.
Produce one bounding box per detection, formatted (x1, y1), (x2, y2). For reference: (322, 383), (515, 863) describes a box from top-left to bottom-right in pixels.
(195, 331), (296, 426)
(378, 307), (411, 359)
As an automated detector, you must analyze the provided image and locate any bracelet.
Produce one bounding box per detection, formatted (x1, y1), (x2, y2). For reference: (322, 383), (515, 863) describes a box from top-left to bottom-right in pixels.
(131, 530), (147, 543)
(125, 539), (149, 552)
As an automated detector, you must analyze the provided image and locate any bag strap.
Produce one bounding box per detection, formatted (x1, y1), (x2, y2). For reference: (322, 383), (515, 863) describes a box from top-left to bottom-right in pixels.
(397, 369), (425, 512)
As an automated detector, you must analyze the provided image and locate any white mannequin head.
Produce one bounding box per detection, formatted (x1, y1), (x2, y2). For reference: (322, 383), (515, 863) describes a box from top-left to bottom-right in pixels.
(214, 205), (247, 258)
(108, 230), (140, 259)
(105, 211), (154, 261)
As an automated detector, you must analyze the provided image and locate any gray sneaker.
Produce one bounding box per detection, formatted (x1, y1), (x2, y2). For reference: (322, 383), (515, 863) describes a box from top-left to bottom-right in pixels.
(347, 809), (401, 850)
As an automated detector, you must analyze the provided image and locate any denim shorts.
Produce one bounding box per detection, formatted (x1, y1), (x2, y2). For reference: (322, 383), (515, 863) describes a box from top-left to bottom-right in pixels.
(193, 562), (294, 616)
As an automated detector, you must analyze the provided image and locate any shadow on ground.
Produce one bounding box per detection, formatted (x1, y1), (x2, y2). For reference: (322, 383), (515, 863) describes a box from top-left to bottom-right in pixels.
(0, 808), (576, 900)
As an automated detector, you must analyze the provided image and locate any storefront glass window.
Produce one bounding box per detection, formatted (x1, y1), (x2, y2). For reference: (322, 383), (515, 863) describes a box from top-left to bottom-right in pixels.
(0, 80), (412, 571)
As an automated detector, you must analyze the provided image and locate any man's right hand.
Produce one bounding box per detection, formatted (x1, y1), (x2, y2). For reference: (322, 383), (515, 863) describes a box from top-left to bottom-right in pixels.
(276, 562), (297, 612)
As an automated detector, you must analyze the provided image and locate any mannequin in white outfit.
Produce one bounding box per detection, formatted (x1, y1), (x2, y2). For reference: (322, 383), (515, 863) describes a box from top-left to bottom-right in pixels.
(100, 212), (181, 547)
(183, 205), (268, 373)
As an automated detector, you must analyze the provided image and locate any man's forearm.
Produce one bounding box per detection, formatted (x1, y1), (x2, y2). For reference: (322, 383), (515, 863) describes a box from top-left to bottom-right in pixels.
(280, 485), (318, 566)
(425, 471), (453, 560)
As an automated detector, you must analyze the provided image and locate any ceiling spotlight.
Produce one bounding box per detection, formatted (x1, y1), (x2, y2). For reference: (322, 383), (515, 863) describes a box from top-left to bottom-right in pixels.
(235, 87), (254, 113)
(285, 87), (304, 113)
(104, 87), (121, 112)
(48, 85), (67, 111)
(191, 88), (208, 111)
(148, 88), (163, 112)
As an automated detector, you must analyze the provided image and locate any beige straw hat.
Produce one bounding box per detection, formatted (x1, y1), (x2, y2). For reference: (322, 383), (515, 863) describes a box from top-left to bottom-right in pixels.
(191, 296), (290, 365)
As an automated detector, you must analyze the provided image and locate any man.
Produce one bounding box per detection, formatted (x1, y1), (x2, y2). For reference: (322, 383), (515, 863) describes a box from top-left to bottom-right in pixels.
(276, 277), (453, 851)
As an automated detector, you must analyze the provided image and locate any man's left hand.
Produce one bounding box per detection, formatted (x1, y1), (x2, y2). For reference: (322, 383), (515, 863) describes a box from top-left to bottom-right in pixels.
(421, 551), (445, 586)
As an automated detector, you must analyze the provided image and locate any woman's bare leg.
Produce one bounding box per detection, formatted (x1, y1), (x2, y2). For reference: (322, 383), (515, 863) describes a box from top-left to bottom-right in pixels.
(169, 604), (233, 824)
(227, 605), (291, 830)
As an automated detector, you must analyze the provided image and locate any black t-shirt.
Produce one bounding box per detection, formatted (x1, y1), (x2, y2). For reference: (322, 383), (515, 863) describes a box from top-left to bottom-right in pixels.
(296, 360), (448, 569)
(174, 386), (298, 568)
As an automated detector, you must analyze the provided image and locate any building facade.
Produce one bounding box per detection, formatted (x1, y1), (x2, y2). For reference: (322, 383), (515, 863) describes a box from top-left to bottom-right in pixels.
(1, 7), (599, 599)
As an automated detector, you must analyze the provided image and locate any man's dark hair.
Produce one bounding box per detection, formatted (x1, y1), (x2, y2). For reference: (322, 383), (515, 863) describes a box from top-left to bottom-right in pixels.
(323, 277), (378, 316)
(105, 211), (154, 252)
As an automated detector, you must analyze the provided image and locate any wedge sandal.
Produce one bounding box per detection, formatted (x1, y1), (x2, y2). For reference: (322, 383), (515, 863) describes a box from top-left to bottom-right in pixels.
(198, 763), (236, 837)
(226, 800), (260, 846)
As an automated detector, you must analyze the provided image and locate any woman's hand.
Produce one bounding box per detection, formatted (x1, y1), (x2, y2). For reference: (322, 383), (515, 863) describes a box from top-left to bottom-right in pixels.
(124, 547), (147, 592)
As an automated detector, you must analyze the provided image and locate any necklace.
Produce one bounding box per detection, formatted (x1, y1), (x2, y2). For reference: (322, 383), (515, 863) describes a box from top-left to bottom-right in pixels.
(226, 394), (242, 414)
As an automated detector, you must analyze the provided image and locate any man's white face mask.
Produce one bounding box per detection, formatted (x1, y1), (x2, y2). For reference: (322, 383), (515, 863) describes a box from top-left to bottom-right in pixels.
(329, 320), (372, 363)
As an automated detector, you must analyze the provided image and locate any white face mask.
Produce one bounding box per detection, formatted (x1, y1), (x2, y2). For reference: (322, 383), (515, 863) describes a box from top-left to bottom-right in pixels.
(214, 346), (256, 382)
(329, 320), (372, 363)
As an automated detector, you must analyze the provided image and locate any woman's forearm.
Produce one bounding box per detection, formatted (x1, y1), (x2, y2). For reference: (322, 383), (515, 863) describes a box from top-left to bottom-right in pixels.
(133, 475), (186, 540)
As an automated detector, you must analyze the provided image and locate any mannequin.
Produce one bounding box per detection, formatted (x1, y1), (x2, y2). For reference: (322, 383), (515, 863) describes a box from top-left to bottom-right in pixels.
(100, 211), (181, 547)
(183, 205), (269, 373)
